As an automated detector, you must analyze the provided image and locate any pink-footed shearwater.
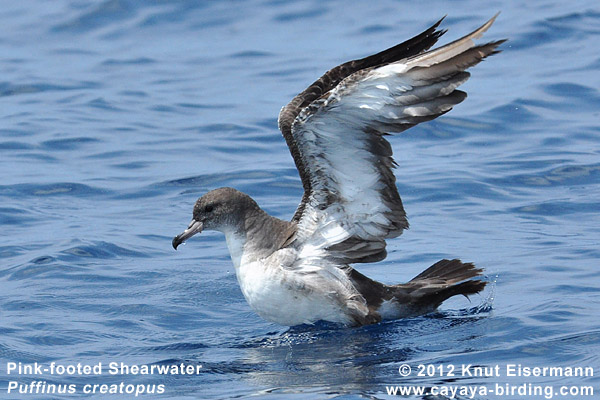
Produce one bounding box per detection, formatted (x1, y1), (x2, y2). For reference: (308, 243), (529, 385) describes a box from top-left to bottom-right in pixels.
(173, 15), (505, 326)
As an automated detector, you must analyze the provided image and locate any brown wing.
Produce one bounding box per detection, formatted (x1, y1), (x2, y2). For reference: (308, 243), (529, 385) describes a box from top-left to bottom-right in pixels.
(278, 17), (447, 221)
(279, 15), (504, 265)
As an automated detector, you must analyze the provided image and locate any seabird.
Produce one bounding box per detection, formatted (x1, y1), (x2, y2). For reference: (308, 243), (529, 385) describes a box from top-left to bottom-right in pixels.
(173, 15), (505, 326)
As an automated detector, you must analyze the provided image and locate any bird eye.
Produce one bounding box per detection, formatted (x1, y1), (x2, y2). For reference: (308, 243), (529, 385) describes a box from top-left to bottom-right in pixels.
(204, 205), (214, 213)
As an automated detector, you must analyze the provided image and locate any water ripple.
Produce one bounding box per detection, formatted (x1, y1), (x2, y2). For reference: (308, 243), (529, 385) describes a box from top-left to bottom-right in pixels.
(0, 182), (110, 198)
(0, 81), (101, 97)
(59, 241), (150, 260)
(51, 0), (139, 33)
(1, 2), (599, 399)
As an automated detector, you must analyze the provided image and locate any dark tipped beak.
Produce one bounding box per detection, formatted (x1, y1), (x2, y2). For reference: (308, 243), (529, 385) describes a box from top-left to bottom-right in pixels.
(172, 219), (203, 250)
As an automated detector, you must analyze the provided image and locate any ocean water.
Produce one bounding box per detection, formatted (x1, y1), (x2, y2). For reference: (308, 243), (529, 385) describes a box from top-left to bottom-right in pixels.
(1, 1), (599, 399)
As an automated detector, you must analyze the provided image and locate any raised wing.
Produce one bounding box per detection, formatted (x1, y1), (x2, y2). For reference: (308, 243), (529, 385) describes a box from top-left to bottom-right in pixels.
(279, 16), (447, 221)
(279, 15), (505, 264)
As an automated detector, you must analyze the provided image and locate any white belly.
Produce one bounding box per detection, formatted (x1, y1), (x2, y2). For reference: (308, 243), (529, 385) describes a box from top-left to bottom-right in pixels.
(224, 232), (359, 326)
(235, 259), (351, 326)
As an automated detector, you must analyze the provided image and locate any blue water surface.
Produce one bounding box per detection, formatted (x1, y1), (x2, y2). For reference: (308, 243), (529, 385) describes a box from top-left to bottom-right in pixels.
(1, 1), (599, 399)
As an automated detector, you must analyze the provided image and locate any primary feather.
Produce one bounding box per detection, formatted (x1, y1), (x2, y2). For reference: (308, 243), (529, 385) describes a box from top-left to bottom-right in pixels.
(279, 14), (505, 265)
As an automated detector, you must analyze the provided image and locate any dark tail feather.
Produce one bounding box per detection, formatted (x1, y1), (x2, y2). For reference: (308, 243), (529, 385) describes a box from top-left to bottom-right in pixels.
(410, 258), (484, 282)
(396, 259), (487, 311)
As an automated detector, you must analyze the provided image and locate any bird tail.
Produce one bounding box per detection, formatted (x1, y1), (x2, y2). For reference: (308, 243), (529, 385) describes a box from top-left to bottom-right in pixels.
(393, 259), (486, 313)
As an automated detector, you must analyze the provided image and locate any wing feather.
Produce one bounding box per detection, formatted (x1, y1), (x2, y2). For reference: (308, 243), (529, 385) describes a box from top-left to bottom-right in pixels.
(279, 17), (448, 221)
(280, 16), (504, 264)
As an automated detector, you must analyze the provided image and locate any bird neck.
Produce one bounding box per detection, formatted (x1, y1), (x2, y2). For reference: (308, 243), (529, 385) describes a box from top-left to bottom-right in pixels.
(223, 209), (294, 269)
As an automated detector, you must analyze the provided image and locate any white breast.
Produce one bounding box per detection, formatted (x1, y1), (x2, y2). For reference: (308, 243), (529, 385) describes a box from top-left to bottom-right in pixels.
(223, 230), (368, 326)
(236, 257), (353, 326)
